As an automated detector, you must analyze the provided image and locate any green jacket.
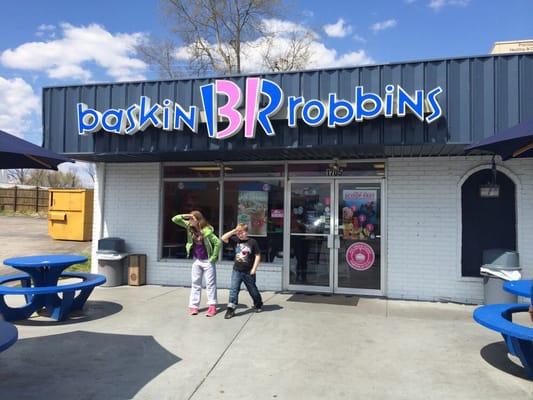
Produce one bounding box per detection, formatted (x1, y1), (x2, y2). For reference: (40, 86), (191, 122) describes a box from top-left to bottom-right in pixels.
(171, 214), (221, 263)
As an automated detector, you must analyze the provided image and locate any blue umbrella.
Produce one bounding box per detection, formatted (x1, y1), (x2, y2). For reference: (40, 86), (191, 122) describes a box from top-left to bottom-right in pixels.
(0, 129), (72, 170)
(465, 118), (533, 160)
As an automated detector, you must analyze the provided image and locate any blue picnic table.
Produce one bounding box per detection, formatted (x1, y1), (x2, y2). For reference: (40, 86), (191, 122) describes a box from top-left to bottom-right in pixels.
(0, 255), (105, 321)
(474, 278), (533, 378)
(503, 279), (533, 299)
(0, 320), (18, 352)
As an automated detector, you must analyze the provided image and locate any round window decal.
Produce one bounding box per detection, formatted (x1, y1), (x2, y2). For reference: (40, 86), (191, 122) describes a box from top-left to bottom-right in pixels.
(346, 242), (375, 271)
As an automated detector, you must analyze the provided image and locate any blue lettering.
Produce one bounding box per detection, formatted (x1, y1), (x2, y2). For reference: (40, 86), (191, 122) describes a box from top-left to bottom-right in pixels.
(101, 109), (125, 134)
(200, 84), (216, 138)
(257, 79), (283, 136)
(302, 100), (326, 127)
(355, 87), (383, 121)
(425, 86), (443, 123)
(384, 85), (394, 118)
(397, 86), (424, 121)
(138, 96), (163, 130)
(77, 103), (102, 135)
(174, 104), (198, 131)
(327, 94), (354, 127)
(288, 96), (304, 127)
(125, 104), (140, 135)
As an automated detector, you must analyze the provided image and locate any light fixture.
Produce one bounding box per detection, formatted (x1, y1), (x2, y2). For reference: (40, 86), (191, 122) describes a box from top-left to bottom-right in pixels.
(479, 156), (500, 198)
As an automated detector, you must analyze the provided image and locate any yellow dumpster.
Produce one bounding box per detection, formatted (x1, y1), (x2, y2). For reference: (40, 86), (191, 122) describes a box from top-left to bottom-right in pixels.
(48, 189), (94, 241)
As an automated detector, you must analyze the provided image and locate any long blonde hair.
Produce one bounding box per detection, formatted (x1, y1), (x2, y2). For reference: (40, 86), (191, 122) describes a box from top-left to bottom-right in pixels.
(190, 210), (210, 230)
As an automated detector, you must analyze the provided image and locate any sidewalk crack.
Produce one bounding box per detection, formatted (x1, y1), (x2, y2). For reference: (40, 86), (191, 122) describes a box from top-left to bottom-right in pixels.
(187, 293), (278, 400)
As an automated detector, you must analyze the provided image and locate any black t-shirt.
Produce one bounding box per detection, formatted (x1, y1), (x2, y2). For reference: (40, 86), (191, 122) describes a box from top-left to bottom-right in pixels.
(230, 236), (260, 271)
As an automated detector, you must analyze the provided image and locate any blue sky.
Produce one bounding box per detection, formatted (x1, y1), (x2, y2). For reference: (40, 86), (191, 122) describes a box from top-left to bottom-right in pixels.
(0, 0), (532, 148)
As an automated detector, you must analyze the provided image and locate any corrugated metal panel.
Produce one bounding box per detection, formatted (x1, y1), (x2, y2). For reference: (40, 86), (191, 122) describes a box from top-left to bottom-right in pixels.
(42, 54), (533, 162)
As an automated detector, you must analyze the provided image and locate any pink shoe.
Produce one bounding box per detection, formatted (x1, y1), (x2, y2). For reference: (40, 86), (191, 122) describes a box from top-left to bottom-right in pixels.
(188, 307), (199, 315)
(206, 305), (217, 317)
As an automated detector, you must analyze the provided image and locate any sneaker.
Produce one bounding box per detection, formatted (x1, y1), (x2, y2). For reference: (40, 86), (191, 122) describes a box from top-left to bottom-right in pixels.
(188, 307), (199, 315)
(206, 305), (217, 317)
(255, 306), (262, 313)
(224, 307), (235, 319)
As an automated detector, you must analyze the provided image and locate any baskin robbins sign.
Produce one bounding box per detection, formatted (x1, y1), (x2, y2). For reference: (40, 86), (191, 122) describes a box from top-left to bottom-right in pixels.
(77, 78), (443, 139)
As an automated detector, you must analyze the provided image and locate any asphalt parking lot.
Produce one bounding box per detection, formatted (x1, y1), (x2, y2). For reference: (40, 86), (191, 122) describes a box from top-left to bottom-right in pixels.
(0, 216), (91, 275)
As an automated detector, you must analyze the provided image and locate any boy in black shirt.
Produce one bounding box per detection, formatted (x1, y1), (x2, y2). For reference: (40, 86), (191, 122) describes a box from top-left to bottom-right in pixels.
(221, 223), (263, 319)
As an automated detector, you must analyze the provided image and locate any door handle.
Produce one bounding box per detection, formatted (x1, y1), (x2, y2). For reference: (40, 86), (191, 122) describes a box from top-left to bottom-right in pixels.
(327, 235), (334, 249)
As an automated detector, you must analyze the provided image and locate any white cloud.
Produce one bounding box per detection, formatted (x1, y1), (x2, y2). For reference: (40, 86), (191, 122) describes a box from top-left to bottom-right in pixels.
(323, 18), (352, 38)
(174, 18), (373, 73)
(0, 76), (40, 137)
(261, 18), (311, 36)
(353, 34), (367, 43)
(2, 23), (148, 82)
(429, 0), (470, 10)
(36, 24), (56, 38)
(371, 19), (398, 33)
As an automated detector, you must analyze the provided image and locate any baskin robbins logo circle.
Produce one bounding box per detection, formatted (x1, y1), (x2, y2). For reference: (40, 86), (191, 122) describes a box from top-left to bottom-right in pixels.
(345, 242), (375, 271)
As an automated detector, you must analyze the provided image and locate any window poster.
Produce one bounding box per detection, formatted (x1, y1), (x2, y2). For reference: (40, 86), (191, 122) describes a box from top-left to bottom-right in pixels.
(341, 190), (378, 240)
(238, 191), (268, 237)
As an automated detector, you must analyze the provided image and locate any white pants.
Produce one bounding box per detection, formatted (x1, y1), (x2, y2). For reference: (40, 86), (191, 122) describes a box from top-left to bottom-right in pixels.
(189, 259), (217, 308)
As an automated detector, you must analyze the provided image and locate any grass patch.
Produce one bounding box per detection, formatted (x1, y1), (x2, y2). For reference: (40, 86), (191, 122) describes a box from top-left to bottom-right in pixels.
(65, 251), (92, 273)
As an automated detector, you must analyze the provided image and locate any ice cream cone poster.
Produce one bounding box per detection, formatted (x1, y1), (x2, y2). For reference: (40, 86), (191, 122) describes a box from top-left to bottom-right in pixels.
(238, 190), (268, 236)
(341, 190), (377, 240)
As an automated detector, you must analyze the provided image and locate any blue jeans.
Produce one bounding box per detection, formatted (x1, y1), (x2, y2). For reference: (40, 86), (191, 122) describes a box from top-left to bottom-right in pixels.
(228, 270), (263, 309)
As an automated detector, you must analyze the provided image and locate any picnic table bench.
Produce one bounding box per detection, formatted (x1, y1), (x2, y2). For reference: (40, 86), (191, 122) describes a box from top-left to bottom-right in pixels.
(473, 279), (533, 378)
(473, 304), (533, 378)
(0, 272), (106, 321)
(0, 320), (18, 352)
(0, 255), (106, 321)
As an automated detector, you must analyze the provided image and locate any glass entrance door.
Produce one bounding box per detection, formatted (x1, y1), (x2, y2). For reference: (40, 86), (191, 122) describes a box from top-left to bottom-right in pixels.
(288, 182), (333, 291)
(334, 181), (382, 293)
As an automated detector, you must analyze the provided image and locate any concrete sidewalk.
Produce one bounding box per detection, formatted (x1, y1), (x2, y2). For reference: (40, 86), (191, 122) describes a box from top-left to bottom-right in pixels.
(0, 286), (531, 400)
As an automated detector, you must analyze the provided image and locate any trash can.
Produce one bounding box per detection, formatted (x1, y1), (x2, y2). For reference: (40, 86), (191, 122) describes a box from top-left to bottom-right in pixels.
(48, 189), (94, 241)
(480, 249), (521, 304)
(127, 254), (147, 286)
(97, 238), (128, 287)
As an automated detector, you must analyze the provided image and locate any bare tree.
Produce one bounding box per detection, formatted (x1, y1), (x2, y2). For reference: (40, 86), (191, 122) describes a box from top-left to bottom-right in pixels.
(136, 38), (183, 79)
(84, 163), (96, 184)
(141, 0), (315, 78)
(261, 27), (314, 72)
(167, 0), (280, 75)
(7, 169), (31, 185)
(18, 169), (82, 188)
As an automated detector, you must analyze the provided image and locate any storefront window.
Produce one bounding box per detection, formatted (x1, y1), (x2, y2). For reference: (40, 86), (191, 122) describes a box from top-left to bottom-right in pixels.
(222, 181), (284, 264)
(162, 181), (220, 259)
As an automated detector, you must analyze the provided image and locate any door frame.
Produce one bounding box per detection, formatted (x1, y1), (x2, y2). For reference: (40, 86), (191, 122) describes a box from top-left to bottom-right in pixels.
(284, 177), (386, 295)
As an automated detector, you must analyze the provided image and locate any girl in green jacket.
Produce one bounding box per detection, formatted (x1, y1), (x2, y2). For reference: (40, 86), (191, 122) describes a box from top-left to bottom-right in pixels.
(172, 210), (221, 317)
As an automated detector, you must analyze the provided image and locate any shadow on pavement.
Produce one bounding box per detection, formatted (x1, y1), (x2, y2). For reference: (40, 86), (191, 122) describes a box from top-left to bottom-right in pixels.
(229, 303), (283, 318)
(480, 341), (531, 380)
(0, 330), (180, 399)
(12, 300), (123, 327)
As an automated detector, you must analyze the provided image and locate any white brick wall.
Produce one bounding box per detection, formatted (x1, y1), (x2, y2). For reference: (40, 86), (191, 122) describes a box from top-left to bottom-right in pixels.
(91, 157), (533, 303)
(91, 162), (282, 291)
(387, 156), (533, 304)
